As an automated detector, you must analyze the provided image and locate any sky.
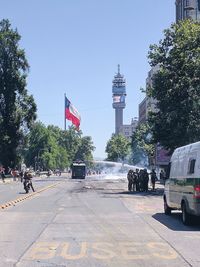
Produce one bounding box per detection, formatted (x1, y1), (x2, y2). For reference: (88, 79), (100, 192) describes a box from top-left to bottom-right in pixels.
(1, 0), (175, 159)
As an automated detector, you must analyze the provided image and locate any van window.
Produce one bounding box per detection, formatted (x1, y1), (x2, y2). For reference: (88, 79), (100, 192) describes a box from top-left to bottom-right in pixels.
(188, 159), (196, 174)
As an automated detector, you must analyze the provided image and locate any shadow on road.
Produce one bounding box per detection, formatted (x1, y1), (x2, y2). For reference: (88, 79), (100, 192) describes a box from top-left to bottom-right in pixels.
(102, 188), (164, 198)
(153, 212), (200, 231)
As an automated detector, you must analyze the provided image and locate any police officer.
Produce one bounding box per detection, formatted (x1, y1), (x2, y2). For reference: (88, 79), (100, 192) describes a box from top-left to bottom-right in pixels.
(0, 167), (5, 183)
(139, 169), (144, 192)
(127, 169), (133, 192)
(151, 169), (157, 191)
(143, 169), (149, 192)
(135, 169), (140, 192)
(132, 170), (137, 191)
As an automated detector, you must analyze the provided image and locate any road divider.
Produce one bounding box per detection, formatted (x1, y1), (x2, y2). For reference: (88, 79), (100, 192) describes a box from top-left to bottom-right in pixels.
(0, 182), (61, 210)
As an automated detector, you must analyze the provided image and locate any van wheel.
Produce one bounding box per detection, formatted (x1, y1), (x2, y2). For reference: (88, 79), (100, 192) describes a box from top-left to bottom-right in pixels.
(182, 202), (192, 225)
(164, 198), (171, 215)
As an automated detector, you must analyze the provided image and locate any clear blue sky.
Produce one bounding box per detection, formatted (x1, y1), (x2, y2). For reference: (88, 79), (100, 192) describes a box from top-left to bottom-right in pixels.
(1, 0), (175, 159)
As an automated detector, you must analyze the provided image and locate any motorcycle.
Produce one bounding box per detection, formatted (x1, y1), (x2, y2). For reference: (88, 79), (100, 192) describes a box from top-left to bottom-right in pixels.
(23, 179), (32, 193)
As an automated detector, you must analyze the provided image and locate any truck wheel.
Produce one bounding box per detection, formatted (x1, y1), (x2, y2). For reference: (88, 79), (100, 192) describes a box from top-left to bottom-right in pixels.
(164, 198), (171, 215)
(182, 202), (192, 225)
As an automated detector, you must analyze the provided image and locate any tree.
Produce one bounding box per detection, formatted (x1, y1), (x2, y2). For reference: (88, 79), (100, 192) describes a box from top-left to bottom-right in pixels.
(105, 134), (130, 162)
(25, 123), (95, 170)
(148, 20), (200, 153)
(62, 126), (95, 165)
(47, 125), (69, 170)
(75, 136), (95, 163)
(130, 123), (154, 166)
(25, 122), (70, 170)
(62, 126), (82, 164)
(0, 19), (36, 171)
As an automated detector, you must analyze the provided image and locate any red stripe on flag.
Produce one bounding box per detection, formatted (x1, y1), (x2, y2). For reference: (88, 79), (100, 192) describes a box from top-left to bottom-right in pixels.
(65, 108), (80, 129)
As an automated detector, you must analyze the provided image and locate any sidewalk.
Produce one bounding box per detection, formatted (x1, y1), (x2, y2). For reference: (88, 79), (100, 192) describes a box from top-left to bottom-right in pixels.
(0, 175), (20, 184)
(0, 172), (71, 184)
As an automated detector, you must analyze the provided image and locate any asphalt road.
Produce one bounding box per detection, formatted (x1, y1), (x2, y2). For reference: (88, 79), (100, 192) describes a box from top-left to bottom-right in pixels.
(0, 175), (200, 267)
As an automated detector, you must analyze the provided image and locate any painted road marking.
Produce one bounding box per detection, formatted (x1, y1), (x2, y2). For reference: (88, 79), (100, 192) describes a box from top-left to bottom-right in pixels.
(0, 182), (61, 210)
(26, 241), (178, 261)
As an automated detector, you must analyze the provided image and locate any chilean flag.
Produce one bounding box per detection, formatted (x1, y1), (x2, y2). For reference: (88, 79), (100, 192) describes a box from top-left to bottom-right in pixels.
(65, 96), (81, 129)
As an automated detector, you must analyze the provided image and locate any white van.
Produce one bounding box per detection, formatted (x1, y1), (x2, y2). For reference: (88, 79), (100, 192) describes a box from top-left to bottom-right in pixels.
(163, 141), (200, 225)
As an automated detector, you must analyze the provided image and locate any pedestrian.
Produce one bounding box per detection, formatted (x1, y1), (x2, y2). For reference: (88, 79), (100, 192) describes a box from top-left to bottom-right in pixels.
(0, 167), (5, 183)
(160, 169), (166, 184)
(150, 169), (157, 191)
(19, 170), (24, 183)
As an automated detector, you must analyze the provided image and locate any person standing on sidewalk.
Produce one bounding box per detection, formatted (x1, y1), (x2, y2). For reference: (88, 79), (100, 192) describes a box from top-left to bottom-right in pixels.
(0, 167), (5, 183)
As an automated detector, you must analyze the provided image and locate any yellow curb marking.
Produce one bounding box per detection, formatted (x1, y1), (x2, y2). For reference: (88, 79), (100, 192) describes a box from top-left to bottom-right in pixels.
(0, 182), (61, 210)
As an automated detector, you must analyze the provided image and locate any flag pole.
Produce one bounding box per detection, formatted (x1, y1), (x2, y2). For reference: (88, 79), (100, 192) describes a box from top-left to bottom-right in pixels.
(64, 93), (66, 131)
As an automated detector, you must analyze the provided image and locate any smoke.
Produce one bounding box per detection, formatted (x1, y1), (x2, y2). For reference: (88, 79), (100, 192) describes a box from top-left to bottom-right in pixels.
(92, 160), (146, 180)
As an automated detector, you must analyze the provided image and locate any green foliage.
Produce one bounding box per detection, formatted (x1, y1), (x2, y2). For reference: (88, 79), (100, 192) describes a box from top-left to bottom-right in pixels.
(75, 136), (95, 163)
(24, 123), (95, 170)
(105, 134), (130, 162)
(61, 126), (95, 164)
(61, 126), (82, 161)
(0, 19), (36, 170)
(130, 137), (146, 166)
(148, 20), (200, 152)
(130, 123), (154, 165)
(132, 123), (154, 155)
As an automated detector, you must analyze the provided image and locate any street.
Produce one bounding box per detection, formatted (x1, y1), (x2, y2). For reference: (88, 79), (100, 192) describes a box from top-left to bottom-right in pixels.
(0, 175), (200, 267)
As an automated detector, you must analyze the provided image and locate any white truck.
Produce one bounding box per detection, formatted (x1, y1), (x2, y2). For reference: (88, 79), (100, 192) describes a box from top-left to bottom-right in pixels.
(163, 141), (200, 225)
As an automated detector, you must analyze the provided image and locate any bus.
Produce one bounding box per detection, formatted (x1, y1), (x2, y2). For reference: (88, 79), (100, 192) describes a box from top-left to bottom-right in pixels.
(71, 161), (86, 179)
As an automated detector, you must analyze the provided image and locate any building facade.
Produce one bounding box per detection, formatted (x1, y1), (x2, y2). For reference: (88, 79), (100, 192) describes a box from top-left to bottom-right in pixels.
(176, 0), (200, 21)
(120, 118), (138, 139)
(138, 66), (171, 167)
(138, 66), (158, 124)
(138, 97), (157, 124)
(112, 65), (126, 135)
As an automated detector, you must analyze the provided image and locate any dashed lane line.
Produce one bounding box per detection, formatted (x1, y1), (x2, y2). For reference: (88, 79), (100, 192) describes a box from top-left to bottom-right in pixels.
(0, 182), (61, 210)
